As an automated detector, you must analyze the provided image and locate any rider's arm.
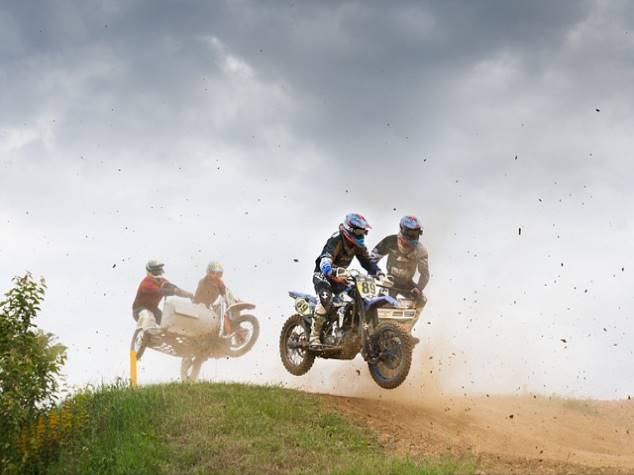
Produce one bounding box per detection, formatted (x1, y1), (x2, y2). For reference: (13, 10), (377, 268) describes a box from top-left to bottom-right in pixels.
(356, 245), (380, 276)
(174, 287), (195, 299)
(317, 236), (339, 276)
(369, 237), (389, 263)
(416, 245), (430, 291)
(161, 280), (193, 299)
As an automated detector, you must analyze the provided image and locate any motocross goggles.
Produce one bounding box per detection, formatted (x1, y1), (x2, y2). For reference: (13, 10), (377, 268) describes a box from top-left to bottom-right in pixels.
(350, 227), (369, 237)
(401, 227), (422, 241)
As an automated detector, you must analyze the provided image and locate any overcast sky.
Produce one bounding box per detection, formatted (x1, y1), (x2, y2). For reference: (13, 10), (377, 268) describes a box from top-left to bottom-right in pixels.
(1, 0), (633, 399)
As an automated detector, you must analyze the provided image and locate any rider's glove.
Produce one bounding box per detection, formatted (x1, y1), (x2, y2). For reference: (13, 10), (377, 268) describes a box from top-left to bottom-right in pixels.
(411, 288), (422, 299)
(331, 267), (347, 284)
(375, 271), (386, 280)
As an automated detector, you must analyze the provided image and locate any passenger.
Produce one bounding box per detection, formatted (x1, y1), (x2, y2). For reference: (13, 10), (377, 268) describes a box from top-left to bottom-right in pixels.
(370, 215), (429, 309)
(193, 261), (227, 308)
(132, 260), (193, 333)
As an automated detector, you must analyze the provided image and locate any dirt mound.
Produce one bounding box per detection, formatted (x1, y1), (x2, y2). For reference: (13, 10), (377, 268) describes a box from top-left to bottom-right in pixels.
(324, 393), (634, 474)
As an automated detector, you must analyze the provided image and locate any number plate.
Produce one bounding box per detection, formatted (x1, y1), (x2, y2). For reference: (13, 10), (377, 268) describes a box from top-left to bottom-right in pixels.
(294, 298), (311, 315)
(356, 279), (377, 298)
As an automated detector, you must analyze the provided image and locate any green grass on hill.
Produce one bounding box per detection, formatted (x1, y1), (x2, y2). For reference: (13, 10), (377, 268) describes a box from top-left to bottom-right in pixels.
(44, 382), (474, 475)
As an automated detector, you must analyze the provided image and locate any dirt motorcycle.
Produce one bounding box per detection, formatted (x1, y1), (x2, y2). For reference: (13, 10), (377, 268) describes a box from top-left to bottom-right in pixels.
(130, 291), (259, 382)
(279, 268), (415, 389)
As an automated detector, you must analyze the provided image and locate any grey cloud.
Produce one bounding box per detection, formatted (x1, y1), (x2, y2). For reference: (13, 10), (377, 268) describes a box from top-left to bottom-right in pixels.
(0, 1), (598, 174)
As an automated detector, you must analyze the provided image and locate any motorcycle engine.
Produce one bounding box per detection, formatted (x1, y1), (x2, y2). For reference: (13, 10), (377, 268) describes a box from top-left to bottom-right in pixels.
(323, 326), (345, 346)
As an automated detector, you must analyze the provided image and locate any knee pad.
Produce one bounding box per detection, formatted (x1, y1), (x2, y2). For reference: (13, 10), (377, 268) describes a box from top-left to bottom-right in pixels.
(138, 309), (157, 329)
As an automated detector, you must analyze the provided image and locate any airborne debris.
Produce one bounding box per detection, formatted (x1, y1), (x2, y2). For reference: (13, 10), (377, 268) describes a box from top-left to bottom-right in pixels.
(560, 338), (567, 343)
(292, 258), (299, 263)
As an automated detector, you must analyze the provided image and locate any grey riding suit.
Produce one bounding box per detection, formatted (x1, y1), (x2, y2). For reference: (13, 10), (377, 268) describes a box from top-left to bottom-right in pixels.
(370, 234), (429, 307)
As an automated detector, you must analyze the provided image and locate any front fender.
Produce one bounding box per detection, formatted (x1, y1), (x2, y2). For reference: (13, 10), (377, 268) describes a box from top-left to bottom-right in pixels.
(228, 302), (256, 316)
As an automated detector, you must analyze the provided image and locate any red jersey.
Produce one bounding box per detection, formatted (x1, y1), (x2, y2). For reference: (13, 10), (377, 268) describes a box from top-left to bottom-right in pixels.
(132, 276), (176, 312)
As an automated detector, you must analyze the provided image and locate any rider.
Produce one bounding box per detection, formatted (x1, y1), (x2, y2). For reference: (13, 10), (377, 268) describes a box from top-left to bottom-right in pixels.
(194, 260), (240, 338)
(311, 213), (381, 347)
(132, 260), (194, 332)
(370, 215), (429, 308)
(193, 261), (227, 308)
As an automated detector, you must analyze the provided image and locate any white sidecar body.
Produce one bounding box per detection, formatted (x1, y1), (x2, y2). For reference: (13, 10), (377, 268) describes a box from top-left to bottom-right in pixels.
(161, 299), (220, 338)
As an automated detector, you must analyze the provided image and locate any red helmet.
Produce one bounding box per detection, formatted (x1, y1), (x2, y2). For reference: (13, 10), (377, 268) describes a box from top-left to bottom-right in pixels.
(340, 213), (371, 247)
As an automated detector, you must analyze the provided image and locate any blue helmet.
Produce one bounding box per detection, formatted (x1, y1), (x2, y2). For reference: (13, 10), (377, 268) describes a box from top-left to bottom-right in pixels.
(341, 213), (371, 247)
(398, 215), (423, 249)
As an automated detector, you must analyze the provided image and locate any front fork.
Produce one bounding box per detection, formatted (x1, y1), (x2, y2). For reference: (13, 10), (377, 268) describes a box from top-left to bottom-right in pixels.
(358, 299), (380, 364)
(223, 313), (233, 334)
(223, 312), (248, 342)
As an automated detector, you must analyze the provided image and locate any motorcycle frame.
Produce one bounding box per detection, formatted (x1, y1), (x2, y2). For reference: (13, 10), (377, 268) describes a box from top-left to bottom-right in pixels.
(305, 273), (398, 360)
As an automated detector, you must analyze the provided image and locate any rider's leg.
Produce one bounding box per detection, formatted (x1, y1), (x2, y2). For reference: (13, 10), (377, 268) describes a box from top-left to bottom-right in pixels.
(311, 275), (333, 346)
(138, 309), (161, 334)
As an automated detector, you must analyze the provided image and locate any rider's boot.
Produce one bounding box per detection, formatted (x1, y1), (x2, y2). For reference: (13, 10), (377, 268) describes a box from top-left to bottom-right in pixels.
(309, 305), (327, 348)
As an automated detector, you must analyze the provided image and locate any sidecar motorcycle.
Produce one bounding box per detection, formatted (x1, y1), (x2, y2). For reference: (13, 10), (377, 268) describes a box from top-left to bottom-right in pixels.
(130, 295), (259, 382)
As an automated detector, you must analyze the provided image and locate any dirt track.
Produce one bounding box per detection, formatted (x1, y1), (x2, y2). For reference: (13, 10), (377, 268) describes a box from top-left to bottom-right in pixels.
(325, 392), (634, 474)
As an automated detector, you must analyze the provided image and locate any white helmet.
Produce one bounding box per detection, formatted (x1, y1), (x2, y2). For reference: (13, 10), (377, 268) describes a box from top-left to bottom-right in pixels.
(206, 261), (224, 275)
(146, 259), (165, 276)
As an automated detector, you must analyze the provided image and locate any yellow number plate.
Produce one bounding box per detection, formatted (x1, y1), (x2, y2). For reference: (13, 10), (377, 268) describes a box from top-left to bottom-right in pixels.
(356, 280), (376, 298)
(295, 298), (310, 315)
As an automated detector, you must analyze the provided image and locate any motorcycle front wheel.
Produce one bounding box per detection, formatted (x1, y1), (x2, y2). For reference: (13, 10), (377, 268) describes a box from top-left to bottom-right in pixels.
(367, 322), (413, 389)
(279, 314), (315, 376)
(225, 314), (260, 357)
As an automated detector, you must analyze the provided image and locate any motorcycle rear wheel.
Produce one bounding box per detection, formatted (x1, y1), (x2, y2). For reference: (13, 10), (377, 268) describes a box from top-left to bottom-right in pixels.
(367, 322), (413, 389)
(279, 314), (315, 376)
(180, 356), (204, 382)
(225, 314), (260, 357)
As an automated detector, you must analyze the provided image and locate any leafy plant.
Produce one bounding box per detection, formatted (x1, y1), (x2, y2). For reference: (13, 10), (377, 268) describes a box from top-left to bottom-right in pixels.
(0, 273), (67, 471)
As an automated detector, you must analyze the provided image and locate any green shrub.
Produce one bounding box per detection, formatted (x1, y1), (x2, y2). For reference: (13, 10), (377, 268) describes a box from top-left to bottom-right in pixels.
(0, 273), (67, 472)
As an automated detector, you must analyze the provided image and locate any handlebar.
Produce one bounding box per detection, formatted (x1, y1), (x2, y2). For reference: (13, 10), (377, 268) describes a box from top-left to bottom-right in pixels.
(334, 268), (394, 288)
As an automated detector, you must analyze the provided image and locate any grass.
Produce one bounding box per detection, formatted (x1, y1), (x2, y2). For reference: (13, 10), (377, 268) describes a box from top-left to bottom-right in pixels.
(41, 382), (474, 475)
